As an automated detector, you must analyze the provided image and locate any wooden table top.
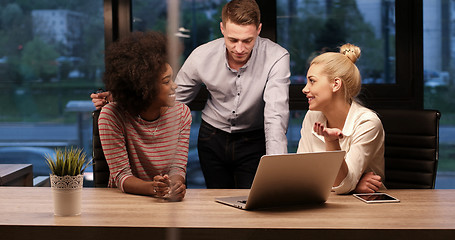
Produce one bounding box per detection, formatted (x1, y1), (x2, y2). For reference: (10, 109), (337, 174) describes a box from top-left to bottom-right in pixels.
(1, 187), (455, 239)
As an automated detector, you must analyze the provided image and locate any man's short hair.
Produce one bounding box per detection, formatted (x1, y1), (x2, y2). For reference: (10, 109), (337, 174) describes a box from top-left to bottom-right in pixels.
(221, 0), (261, 29)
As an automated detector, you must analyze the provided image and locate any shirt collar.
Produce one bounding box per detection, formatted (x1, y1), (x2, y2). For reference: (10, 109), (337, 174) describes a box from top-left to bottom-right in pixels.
(341, 101), (362, 137)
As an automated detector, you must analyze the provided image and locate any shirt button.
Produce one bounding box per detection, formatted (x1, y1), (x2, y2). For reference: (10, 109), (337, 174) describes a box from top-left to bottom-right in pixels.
(232, 111), (235, 113)
(237, 75), (240, 78)
(237, 93), (240, 96)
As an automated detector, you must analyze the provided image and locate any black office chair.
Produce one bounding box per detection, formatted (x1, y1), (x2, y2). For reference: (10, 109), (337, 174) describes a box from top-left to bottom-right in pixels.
(92, 109), (110, 187)
(376, 109), (441, 189)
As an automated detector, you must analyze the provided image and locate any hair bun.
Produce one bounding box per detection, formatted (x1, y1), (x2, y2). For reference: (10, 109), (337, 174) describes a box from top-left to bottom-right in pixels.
(340, 43), (361, 63)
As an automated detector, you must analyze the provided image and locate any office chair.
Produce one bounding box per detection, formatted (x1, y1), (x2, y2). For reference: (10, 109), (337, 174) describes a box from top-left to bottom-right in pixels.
(92, 109), (109, 187)
(376, 109), (441, 189)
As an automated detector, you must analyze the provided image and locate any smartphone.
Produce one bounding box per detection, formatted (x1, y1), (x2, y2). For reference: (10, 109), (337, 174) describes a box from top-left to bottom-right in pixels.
(353, 193), (400, 204)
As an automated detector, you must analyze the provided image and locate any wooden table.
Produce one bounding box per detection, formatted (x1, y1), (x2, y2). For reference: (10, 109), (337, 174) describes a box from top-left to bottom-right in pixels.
(1, 188), (454, 240)
(0, 164), (33, 186)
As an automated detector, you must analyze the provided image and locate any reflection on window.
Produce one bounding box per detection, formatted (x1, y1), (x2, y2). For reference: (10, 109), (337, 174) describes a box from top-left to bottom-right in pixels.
(131, 0), (402, 188)
(277, 0), (396, 85)
(0, 1), (104, 178)
(132, 0), (229, 188)
(423, 0), (455, 189)
(133, 0), (229, 61)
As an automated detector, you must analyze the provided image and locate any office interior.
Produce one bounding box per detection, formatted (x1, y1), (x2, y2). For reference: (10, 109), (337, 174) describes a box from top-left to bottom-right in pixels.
(1, 1), (455, 240)
(0, 0), (454, 187)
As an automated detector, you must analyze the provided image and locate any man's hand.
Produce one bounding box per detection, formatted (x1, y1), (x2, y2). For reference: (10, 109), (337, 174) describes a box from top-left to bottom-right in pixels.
(90, 91), (112, 110)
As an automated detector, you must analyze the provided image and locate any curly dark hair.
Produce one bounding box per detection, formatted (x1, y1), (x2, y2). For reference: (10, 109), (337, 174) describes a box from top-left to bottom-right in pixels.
(103, 31), (168, 116)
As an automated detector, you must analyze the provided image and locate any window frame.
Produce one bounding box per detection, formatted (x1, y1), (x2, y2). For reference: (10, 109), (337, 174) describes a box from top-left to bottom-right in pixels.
(104, 0), (423, 110)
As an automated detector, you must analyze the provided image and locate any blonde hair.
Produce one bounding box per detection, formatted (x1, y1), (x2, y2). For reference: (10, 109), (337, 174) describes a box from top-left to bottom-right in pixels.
(310, 43), (362, 103)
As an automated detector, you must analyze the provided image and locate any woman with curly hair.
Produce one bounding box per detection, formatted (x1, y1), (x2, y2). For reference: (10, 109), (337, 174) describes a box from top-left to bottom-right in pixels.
(298, 43), (385, 194)
(99, 31), (192, 201)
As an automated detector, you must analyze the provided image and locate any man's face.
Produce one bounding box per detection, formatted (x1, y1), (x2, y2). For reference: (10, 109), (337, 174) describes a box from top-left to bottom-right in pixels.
(220, 20), (261, 67)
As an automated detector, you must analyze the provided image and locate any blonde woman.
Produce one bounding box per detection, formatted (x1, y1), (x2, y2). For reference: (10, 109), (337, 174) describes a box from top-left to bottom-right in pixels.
(298, 43), (385, 194)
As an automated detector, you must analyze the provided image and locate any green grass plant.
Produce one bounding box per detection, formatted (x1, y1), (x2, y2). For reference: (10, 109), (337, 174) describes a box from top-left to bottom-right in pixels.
(45, 147), (92, 176)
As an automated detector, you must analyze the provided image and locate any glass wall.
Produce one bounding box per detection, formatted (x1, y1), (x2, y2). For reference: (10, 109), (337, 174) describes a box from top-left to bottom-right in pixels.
(277, 0), (396, 152)
(277, 0), (396, 85)
(132, 0), (230, 188)
(4, 0), (452, 189)
(423, 0), (455, 188)
(131, 0), (398, 188)
(0, 1), (104, 179)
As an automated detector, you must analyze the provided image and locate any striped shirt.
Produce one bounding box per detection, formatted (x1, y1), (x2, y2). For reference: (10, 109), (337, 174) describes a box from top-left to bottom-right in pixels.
(99, 101), (192, 192)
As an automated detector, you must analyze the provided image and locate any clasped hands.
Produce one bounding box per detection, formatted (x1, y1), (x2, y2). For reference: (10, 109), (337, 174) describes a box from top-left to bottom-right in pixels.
(152, 174), (186, 201)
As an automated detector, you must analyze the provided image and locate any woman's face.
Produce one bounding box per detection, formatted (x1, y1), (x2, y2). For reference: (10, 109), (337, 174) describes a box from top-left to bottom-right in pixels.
(302, 64), (334, 111)
(155, 63), (177, 107)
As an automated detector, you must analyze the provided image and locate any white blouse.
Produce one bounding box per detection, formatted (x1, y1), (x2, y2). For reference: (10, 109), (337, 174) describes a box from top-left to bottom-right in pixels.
(297, 101), (385, 194)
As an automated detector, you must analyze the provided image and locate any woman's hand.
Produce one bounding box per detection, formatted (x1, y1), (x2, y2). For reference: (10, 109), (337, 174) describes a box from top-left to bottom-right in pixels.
(168, 175), (186, 202)
(354, 172), (382, 193)
(152, 174), (186, 201)
(313, 122), (343, 142)
(313, 122), (343, 151)
(152, 174), (171, 198)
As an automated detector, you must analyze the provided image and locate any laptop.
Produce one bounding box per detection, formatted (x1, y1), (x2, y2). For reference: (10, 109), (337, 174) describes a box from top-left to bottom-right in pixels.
(215, 151), (346, 210)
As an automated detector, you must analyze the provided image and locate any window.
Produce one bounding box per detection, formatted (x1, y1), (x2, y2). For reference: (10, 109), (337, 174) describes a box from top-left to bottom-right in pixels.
(277, 0), (396, 85)
(0, 1), (104, 179)
(130, 0), (231, 188)
(423, 0), (455, 189)
(111, 0), (454, 189)
(276, 0), (397, 153)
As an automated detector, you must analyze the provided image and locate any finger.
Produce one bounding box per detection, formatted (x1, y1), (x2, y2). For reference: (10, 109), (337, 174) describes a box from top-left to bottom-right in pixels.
(367, 182), (379, 192)
(172, 183), (185, 195)
(96, 91), (108, 98)
(369, 179), (382, 189)
(372, 175), (382, 181)
(169, 188), (185, 201)
(364, 186), (376, 193)
(366, 172), (382, 181)
(338, 132), (344, 139)
(94, 100), (105, 107)
(152, 182), (165, 197)
(153, 174), (166, 182)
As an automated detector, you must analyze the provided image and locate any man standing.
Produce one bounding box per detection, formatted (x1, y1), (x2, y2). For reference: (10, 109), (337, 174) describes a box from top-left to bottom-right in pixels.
(175, 0), (290, 188)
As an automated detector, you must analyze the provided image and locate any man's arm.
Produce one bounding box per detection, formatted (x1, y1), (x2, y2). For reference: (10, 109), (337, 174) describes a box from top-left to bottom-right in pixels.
(174, 54), (203, 104)
(263, 53), (291, 155)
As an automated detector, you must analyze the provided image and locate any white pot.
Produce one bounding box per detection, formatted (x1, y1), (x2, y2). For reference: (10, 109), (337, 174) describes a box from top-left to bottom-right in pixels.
(50, 174), (84, 216)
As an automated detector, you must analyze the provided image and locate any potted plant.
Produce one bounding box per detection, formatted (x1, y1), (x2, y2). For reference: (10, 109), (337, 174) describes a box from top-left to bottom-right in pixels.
(45, 147), (91, 216)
